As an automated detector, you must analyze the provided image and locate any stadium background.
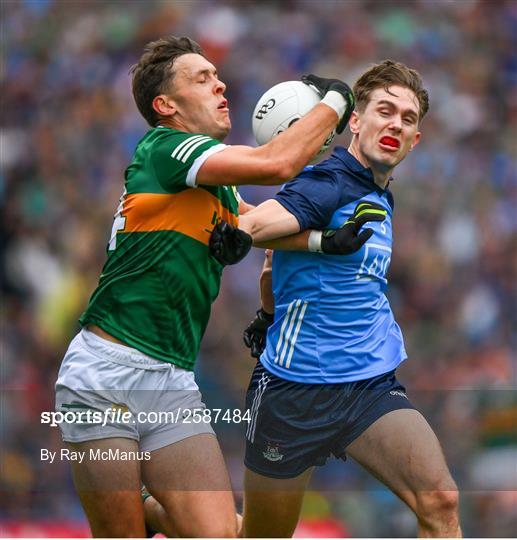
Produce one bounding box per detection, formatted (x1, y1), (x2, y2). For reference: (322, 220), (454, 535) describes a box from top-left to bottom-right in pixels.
(1, 0), (516, 537)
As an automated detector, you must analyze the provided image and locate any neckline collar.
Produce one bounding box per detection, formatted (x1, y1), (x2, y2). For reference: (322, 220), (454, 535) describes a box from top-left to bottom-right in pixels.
(332, 146), (393, 193)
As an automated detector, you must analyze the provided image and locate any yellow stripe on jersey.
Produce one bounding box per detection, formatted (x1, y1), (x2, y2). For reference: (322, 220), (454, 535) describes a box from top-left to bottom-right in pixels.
(120, 189), (238, 245)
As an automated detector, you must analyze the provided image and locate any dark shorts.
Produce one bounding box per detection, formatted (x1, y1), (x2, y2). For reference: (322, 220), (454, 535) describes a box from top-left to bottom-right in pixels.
(244, 361), (415, 479)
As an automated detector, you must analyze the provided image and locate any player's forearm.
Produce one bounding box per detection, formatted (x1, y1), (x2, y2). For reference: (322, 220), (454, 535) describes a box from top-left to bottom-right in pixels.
(260, 271), (275, 314)
(239, 200), (300, 242)
(254, 102), (339, 181)
(198, 104), (339, 187)
(260, 251), (275, 314)
(254, 231), (311, 251)
(239, 200), (312, 250)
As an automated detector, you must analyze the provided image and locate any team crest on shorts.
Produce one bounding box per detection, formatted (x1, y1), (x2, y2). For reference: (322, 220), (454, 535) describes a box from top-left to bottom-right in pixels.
(263, 443), (284, 462)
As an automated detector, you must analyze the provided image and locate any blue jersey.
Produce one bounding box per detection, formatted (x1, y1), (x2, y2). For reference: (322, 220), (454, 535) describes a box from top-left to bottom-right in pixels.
(260, 147), (407, 383)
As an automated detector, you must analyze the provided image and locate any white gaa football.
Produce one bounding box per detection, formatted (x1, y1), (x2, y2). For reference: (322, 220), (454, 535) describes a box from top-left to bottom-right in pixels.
(252, 80), (335, 155)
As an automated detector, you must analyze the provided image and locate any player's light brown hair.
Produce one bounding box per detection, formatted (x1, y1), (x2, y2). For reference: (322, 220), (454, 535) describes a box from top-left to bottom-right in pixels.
(130, 36), (204, 127)
(353, 60), (429, 121)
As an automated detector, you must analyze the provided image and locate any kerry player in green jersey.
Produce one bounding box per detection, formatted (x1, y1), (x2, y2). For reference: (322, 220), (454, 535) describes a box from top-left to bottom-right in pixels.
(54, 36), (354, 537)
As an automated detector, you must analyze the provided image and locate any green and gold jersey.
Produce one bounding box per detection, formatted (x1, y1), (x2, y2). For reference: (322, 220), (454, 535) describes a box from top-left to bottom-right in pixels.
(79, 126), (239, 370)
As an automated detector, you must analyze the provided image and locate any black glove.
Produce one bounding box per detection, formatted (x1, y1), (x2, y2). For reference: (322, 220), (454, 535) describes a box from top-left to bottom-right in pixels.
(243, 308), (274, 358)
(209, 220), (252, 265)
(302, 74), (355, 134)
(321, 202), (387, 254)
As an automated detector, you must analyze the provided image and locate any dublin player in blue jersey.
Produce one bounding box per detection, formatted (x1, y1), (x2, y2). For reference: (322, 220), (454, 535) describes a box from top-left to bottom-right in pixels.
(213, 61), (461, 537)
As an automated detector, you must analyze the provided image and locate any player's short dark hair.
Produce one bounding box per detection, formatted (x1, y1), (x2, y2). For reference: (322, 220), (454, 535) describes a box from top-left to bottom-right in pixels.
(354, 60), (429, 121)
(130, 36), (204, 127)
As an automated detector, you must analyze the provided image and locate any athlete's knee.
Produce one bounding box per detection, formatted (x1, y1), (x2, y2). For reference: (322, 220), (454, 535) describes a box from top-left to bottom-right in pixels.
(416, 489), (460, 527)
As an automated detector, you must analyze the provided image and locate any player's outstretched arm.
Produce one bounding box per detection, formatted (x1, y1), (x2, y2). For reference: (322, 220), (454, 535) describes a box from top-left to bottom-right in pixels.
(239, 199), (387, 253)
(197, 76), (354, 187)
(209, 200), (387, 264)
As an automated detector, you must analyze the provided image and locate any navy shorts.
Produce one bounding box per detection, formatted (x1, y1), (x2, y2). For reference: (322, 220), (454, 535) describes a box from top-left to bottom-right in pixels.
(245, 361), (415, 479)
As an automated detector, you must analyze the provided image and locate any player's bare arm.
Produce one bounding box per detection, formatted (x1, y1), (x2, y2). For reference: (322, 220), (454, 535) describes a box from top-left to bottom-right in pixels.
(209, 197), (388, 265)
(239, 200), (301, 242)
(197, 100), (347, 186)
(259, 250), (274, 314)
(237, 199), (310, 250)
(255, 231), (312, 252)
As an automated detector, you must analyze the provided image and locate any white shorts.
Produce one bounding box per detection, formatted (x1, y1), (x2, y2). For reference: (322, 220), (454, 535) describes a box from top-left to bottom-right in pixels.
(55, 329), (214, 452)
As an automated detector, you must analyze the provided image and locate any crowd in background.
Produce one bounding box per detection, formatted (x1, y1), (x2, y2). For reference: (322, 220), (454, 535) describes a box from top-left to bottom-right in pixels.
(1, 0), (516, 536)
